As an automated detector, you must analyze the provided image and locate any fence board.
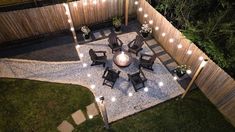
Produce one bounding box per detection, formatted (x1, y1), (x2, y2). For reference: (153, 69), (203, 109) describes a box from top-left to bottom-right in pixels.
(137, 0), (235, 126)
(0, 0), (136, 44)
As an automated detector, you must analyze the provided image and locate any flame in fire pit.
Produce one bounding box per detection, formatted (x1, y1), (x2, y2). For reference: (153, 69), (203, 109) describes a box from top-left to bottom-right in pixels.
(116, 52), (130, 66)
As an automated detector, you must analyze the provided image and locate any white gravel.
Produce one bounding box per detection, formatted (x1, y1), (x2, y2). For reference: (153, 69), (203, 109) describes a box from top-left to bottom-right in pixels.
(0, 32), (184, 123)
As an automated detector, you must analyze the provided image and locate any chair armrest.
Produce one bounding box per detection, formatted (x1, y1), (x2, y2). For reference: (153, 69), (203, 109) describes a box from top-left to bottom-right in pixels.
(102, 67), (109, 78)
(95, 51), (106, 56)
(127, 39), (135, 48)
(140, 69), (147, 81)
(117, 37), (124, 46)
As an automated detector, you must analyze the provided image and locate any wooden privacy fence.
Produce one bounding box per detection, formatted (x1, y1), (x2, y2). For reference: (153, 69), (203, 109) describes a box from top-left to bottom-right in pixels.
(137, 0), (235, 126)
(0, 0), (137, 44)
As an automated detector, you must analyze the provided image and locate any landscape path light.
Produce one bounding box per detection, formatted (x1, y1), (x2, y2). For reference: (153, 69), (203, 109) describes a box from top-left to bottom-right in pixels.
(96, 96), (110, 129)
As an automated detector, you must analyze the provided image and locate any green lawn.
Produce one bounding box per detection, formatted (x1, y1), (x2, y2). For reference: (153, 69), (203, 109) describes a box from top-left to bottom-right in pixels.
(0, 78), (234, 132)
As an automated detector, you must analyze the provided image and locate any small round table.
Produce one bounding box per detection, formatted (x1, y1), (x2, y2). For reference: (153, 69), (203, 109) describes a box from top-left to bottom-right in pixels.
(113, 51), (132, 67)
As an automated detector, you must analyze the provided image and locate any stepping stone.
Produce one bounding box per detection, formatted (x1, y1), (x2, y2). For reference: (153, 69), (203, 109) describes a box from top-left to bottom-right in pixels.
(166, 61), (178, 71)
(153, 46), (164, 54)
(71, 110), (86, 125)
(146, 39), (157, 47)
(86, 103), (99, 118)
(158, 53), (171, 63)
(93, 31), (103, 39)
(103, 29), (111, 36)
(57, 120), (74, 132)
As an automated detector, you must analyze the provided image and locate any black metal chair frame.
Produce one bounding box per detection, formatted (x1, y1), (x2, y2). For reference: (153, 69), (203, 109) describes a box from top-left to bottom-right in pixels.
(128, 69), (147, 92)
(139, 53), (157, 71)
(128, 35), (144, 56)
(89, 49), (107, 67)
(108, 33), (123, 53)
(102, 67), (121, 88)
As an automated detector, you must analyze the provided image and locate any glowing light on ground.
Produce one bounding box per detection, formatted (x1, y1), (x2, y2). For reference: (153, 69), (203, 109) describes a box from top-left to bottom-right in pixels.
(144, 87), (149, 92)
(158, 82), (164, 87)
(111, 97), (116, 102)
(90, 84), (95, 89)
(83, 63), (87, 67)
(128, 92), (133, 97)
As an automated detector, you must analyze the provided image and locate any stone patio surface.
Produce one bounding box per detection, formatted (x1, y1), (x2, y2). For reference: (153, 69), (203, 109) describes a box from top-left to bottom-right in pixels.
(0, 32), (184, 123)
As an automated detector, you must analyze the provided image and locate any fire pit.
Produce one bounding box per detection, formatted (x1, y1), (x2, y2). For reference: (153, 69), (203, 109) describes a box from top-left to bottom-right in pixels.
(113, 51), (132, 67)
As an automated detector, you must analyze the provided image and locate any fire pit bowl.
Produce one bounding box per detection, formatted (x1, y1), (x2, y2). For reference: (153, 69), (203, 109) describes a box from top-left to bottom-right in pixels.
(113, 51), (132, 67)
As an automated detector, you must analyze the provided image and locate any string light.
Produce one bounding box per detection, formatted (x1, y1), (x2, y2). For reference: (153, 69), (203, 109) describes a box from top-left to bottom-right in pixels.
(65, 11), (69, 15)
(68, 19), (72, 23)
(187, 50), (192, 55)
(144, 14), (148, 18)
(155, 26), (159, 31)
(74, 36), (77, 39)
(70, 27), (74, 31)
(93, 0), (97, 4)
(83, 1), (88, 6)
(73, 2), (77, 7)
(161, 32), (166, 37)
(199, 56), (204, 61)
(102, 0), (106, 2)
(169, 38), (174, 43)
(177, 44), (182, 49)
(138, 7), (143, 12)
(134, 1), (139, 5)
(149, 20), (153, 24)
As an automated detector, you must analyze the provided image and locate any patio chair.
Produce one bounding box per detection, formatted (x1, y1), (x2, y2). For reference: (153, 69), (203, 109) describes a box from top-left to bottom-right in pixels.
(128, 35), (144, 56)
(128, 69), (147, 92)
(89, 49), (107, 67)
(139, 53), (157, 71)
(102, 67), (121, 88)
(108, 33), (123, 53)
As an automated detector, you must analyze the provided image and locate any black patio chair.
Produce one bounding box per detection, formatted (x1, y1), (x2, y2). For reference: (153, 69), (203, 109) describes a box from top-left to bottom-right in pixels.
(102, 67), (121, 88)
(108, 33), (123, 53)
(89, 49), (107, 67)
(128, 69), (147, 92)
(128, 35), (144, 56)
(139, 53), (157, 71)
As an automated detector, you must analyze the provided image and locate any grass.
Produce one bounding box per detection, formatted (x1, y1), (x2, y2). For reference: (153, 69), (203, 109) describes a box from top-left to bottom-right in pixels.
(0, 78), (234, 131)
(0, 78), (94, 131)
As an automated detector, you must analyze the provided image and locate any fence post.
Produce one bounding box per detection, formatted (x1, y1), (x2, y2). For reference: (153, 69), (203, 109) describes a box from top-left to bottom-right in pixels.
(125, 0), (129, 26)
(181, 59), (208, 99)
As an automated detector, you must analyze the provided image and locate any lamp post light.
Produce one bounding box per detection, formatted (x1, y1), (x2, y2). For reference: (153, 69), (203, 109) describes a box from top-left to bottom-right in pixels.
(181, 59), (208, 99)
(97, 96), (110, 129)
